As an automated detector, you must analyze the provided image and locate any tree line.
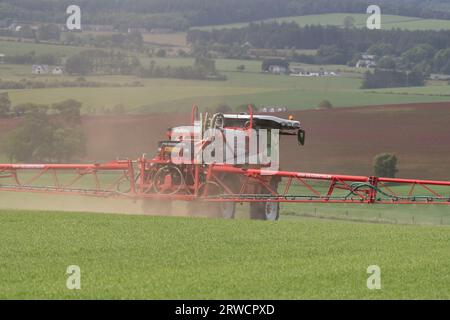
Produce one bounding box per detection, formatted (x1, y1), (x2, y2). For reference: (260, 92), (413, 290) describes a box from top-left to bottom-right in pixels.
(137, 57), (226, 81)
(189, 22), (450, 88)
(64, 50), (141, 75)
(3, 0), (450, 31)
(0, 95), (86, 163)
(0, 78), (144, 90)
(64, 50), (226, 80)
(3, 51), (60, 65)
(361, 69), (425, 89)
(0, 24), (61, 42)
(357, 43), (450, 88)
(1, 26), (144, 51)
(62, 32), (143, 51)
(188, 22), (450, 54)
(3, 46), (226, 80)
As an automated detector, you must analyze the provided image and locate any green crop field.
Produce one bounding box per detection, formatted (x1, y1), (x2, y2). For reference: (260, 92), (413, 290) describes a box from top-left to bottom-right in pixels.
(367, 85), (450, 96)
(0, 210), (449, 299)
(1, 2), (450, 302)
(5, 83), (273, 112)
(194, 13), (450, 31)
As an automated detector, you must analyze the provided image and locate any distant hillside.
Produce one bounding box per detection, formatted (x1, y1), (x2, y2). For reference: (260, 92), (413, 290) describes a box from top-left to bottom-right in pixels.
(2, 0), (450, 31)
(194, 13), (450, 31)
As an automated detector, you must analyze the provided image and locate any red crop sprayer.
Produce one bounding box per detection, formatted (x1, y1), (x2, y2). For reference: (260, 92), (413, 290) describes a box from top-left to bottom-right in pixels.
(1, 105), (449, 220)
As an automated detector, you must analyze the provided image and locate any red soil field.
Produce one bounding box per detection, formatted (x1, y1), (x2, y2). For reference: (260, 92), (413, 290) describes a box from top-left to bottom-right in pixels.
(1, 102), (450, 180)
(281, 102), (450, 180)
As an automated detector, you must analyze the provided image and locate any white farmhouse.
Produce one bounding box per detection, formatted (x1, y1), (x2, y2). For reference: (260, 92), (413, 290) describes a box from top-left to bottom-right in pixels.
(356, 54), (377, 68)
(32, 65), (49, 74)
(52, 66), (64, 75)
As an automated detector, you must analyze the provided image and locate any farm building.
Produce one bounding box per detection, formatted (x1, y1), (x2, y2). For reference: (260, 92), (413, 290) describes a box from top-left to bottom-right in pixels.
(52, 66), (64, 75)
(430, 74), (450, 81)
(32, 65), (49, 74)
(290, 67), (337, 77)
(356, 54), (377, 68)
(262, 59), (290, 74)
(128, 27), (147, 34)
(268, 65), (288, 74)
(150, 28), (173, 34)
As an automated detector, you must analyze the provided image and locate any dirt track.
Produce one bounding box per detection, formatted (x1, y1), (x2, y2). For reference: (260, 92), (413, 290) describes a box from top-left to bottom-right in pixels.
(1, 102), (450, 180)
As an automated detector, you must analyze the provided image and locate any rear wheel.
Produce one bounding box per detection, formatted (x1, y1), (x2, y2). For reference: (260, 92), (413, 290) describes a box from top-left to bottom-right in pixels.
(220, 202), (236, 219)
(250, 202), (279, 221)
(187, 175), (238, 219)
(249, 179), (280, 221)
(265, 202), (280, 221)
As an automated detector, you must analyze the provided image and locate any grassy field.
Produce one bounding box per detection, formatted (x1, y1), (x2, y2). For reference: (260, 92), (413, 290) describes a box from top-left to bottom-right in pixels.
(3, 65), (450, 113)
(283, 203), (450, 226)
(81, 31), (188, 47)
(194, 13), (450, 31)
(142, 32), (187, 47)
(0, 209), (449, 299)
(0, 39), (84, 56)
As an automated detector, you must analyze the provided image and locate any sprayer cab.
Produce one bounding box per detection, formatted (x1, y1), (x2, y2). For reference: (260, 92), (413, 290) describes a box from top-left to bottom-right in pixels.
(166, 112), (306, 146)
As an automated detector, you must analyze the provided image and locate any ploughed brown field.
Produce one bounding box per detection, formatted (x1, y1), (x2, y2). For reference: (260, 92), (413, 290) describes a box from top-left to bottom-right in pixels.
(1, 102), (449, 180)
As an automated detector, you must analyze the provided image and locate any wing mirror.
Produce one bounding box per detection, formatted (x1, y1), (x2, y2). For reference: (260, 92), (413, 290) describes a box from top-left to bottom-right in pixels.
(298, 129), (306, 146)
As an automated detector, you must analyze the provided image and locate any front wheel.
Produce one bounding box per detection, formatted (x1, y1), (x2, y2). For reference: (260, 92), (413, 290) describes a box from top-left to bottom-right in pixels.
(187, 201), (235, 219)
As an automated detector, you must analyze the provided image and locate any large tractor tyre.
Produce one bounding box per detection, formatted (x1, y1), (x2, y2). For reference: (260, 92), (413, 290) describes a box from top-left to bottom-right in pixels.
(187, 174), (239, 219)
(205, 201), (235, 219)
(250, 202), (280, 221)
(141, 199), (172, 215)
(220, 202), (236, 219)
(249, 179), (281, 221)
(186, 200), (234, 218)
(213, 173), (240, 219)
